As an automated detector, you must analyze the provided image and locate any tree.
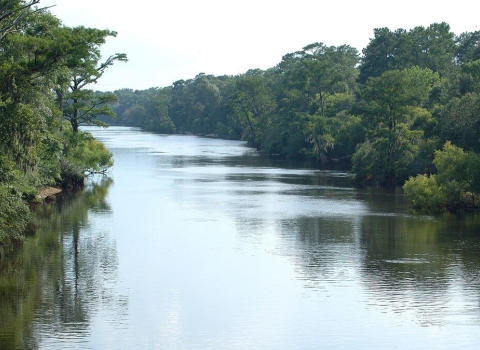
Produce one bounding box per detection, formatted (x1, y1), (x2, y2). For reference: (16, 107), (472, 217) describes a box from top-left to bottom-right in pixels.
(0, 6), (72, 177)
(455, 30), (480, 65)
(359, 23), (456, 83)
(0, 0), (41, 41)
(278, 43), (359, 117)
(63, 90), (119, 132)
(227, 71), (276, 149)
(137, 88), (175, 133)
(56, 26), (127, 132)
(61, 129), (114, 180)
(437, 92), (480, 152)
(302, 113), (339, 165)
(0, 3), (68, 249)
(267, 43), (359, 162)
(353, 67), (440, 185)
(359, 27), (405, 83)
(361, 67), (440, 132)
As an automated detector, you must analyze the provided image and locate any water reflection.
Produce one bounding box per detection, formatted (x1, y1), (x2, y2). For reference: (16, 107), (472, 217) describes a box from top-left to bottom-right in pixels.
(0, 177), (127, 350)
(358, 213), (480, 326)
(4, 127), (479, 349)
(98, 128), (480, 348)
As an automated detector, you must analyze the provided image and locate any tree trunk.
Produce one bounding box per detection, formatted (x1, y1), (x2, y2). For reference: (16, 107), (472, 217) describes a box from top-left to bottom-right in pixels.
(56, 89), (64, 131)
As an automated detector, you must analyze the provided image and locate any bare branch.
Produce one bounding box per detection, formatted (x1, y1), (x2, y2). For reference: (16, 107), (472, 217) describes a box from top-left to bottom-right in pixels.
(0, 1), (55, 41)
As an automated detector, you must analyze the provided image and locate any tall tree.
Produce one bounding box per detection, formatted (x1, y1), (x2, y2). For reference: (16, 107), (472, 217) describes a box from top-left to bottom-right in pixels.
(56, 26), (127, 132)
(0, 5), (65, 173)
(353, 67), (440, 185)
(359, 23), (456, 83)
(437, 92), (480, 152)
(227, 70), (276, 149)
(455, 30), (480, 65)
(359, 27), (405, 83)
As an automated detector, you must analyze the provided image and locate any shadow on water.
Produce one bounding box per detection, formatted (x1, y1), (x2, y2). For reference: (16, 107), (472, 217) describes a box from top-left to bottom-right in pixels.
(0, 177), (128, 350)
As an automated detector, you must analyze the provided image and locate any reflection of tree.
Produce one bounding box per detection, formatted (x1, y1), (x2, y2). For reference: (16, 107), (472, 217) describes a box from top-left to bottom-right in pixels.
(359, 213), (480, 326)
(272, 207), (480, 326)
(280, 216), (360, 290)
(0, 177), (127, 349)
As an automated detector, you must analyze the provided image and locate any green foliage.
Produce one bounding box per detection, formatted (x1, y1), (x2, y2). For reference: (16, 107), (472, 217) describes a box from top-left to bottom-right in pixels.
(404, 142), (480, 210)
(359, 23), (456, 83)
(276, 43), (359, 118)
(302, 113), (338, 164)
(54, 26), (127, 132)
(63, 90), (118, 131)
(455, 31), (480, 65)
(61, 129), (114, 179)
(437, 93), (480, 152)
(353, 67), (438, 185)
(460, 59), (480, 93)
(227, 72), (276, 148)
(0, 2), (125, 250)
(0, 185), (31, 249)
(353, 124), (423, 186)
(433, 142), (480, 193)
(360, 67), (440, 131)
(403, 174), (445, 210)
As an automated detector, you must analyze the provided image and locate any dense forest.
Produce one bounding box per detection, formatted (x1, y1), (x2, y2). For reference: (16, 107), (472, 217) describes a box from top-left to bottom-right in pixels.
(0, 1), (125, 251)
(105, 22), (480, 211)
(2, 1), (480, 251)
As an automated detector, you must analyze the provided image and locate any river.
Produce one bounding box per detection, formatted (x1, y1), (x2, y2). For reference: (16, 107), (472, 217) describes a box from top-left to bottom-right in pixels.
(1, 126), (480, 349)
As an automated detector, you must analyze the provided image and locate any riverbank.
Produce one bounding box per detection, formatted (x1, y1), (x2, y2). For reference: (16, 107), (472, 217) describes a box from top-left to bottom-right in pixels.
(37, 187), (63, 202)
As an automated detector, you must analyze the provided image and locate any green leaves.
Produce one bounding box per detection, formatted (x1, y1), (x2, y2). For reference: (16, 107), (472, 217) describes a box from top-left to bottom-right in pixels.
(61, 129), (113, 177)
(437, 92), (480, 152)
(359, 23), (456, 83)
(0, 2), (127, 247)
(49, 25), (127, 132)
(228, 73), (276, 148)
(404, 142), (480, 209)
(0, 184), (31, 247)
(279, 43), (359, 117)
(63, 90), (118, 131)
(403, 174), (445, 210)
(353, 67), (439, 185)
(361, 67), (440, 130)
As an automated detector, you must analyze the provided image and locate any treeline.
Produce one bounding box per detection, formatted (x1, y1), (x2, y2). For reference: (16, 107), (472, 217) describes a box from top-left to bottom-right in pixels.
(0, 1), (124, 250)
(109, 22), (480, 210)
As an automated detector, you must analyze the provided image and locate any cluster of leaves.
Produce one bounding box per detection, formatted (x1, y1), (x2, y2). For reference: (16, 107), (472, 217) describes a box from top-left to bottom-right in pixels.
(404, 142), (480, 210)
(110, 22), (480, 210)
(0, 1), (124, 250)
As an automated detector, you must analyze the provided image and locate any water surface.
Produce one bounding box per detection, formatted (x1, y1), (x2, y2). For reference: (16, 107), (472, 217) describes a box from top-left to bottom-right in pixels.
(1, 126), (480, 349)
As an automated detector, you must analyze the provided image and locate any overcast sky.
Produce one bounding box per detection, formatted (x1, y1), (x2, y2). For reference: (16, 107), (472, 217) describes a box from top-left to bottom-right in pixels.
(40, 0), (479, 91)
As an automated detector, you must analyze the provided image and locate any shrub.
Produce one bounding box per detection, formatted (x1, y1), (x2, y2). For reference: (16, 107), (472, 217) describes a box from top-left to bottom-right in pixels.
(403, 174), (445, 209)
(0, 185), (31, 249)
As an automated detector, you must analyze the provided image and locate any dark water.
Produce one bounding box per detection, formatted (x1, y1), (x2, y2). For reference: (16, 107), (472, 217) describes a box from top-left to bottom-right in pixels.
(1, 126), (480, 349)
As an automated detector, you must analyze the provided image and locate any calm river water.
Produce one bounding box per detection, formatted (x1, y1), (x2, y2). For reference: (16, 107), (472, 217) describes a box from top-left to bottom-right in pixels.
(1, 126), (480, 349)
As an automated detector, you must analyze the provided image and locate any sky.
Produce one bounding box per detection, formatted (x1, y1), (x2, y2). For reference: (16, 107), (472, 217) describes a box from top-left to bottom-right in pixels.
(40, 0), (479, 91)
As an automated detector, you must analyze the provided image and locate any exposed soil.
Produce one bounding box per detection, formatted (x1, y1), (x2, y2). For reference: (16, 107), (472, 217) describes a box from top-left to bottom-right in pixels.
(37, 187), (62, 201)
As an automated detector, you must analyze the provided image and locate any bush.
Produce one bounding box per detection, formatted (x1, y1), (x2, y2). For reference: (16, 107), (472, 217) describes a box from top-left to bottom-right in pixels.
(61, 129), (114, 177)
(404, 142), (480, 210)
(403, 174), (445, 209)
(0, 185), (32, 249)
